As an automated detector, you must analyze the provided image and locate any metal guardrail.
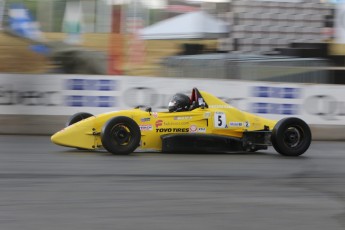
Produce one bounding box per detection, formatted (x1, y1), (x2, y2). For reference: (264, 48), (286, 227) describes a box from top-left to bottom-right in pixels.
(160, 54), (330, 83)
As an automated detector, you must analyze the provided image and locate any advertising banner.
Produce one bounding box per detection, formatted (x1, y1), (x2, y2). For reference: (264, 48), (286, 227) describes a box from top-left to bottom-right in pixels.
(0, 74), (344, 125)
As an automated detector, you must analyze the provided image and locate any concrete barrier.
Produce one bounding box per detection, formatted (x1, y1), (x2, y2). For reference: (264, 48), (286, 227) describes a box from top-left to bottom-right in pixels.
(1, 74), (345, 140)
(309, 125), (345, 141)
(0, 115), (68, 135)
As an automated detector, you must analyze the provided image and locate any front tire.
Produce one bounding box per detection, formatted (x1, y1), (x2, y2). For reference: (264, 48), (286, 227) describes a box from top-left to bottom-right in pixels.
(271, 117), (311, 157)
(101, 116), (141, 155)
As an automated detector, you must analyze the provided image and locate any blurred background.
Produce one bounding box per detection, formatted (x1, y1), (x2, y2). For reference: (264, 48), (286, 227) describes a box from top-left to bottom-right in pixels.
(2, 3), (345, 230)
(0, 0), (344, 84)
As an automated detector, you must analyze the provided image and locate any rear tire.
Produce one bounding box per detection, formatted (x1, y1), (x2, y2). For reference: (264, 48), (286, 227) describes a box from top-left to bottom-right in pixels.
(66, 112), (93, 127)
(271, 117), (311, 157)
(101, 116), (141, 155)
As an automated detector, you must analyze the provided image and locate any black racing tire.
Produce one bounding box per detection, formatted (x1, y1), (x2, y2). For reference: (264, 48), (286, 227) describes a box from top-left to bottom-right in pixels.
(271, 117), (311, 157)
(66, 112), (94, 127)
(101, 116), (141, 155)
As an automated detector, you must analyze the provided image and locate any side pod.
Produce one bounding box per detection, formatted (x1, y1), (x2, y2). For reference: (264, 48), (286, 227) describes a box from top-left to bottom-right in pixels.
(161, 134), (243, 153)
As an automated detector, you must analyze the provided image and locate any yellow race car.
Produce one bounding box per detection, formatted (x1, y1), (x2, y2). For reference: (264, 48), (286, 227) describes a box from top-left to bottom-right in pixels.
(51, 88), (311, 156)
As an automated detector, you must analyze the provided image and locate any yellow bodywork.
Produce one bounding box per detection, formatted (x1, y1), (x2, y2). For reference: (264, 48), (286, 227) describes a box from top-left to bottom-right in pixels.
(51, 90), (277, 151)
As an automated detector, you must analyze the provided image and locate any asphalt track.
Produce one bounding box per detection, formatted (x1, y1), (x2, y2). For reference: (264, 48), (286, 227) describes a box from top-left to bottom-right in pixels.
(1, 136), (345, 230)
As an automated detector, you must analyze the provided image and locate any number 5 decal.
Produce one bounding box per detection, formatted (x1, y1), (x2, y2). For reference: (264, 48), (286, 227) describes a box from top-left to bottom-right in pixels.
(214, 112), (226, 128)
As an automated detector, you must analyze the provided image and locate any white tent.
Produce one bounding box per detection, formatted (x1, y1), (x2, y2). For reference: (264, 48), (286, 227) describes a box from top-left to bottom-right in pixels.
(140, 11), (230, 40)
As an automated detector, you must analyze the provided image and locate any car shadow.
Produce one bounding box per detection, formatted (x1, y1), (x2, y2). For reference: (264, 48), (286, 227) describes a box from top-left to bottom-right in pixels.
(55, 146), (309, 159)
(57, 148), (279, 157)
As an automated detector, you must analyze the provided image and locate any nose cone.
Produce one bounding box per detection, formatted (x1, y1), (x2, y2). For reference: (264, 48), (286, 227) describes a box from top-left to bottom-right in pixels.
(51, 125), (95, 150)
(51, 128), (72, 147)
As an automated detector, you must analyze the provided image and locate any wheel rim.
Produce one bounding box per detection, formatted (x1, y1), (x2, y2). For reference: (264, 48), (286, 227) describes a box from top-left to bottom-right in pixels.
(111, 124), (131, 145)
(283, 127), (302, 148)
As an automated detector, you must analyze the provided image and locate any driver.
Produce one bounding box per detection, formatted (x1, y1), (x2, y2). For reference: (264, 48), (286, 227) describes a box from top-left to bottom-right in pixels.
(168, 93), (190, 112)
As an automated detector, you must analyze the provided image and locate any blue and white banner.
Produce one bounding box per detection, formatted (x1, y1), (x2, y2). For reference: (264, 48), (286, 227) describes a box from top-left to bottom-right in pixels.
(8, 3), (44, 41)
(0, 74), (345, 125)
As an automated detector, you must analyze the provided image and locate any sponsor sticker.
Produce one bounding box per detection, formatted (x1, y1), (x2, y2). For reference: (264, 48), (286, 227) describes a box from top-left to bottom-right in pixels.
(229, 122), (243, 127)
(174, 116), (192, 120)
(140, 117), (150, 122)
(163, 121), (189, 126)
(155, 120), (189, 128)
(156, 128), (189, 133)
(155, 120), (163, 128)
(140, 125), (153, 131)
(198, 127), (206, 133)
(189, 125), (197, 133)
(229, 121), (249, 127)
(152, 112), (158, 118)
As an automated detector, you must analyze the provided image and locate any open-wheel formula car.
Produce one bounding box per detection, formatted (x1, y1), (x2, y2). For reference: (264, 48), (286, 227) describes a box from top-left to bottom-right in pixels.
(51, 88), (312, 156)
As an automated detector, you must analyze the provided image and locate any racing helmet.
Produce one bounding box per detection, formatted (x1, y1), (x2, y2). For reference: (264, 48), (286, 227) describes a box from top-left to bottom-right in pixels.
(168, 93), (190, 112)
